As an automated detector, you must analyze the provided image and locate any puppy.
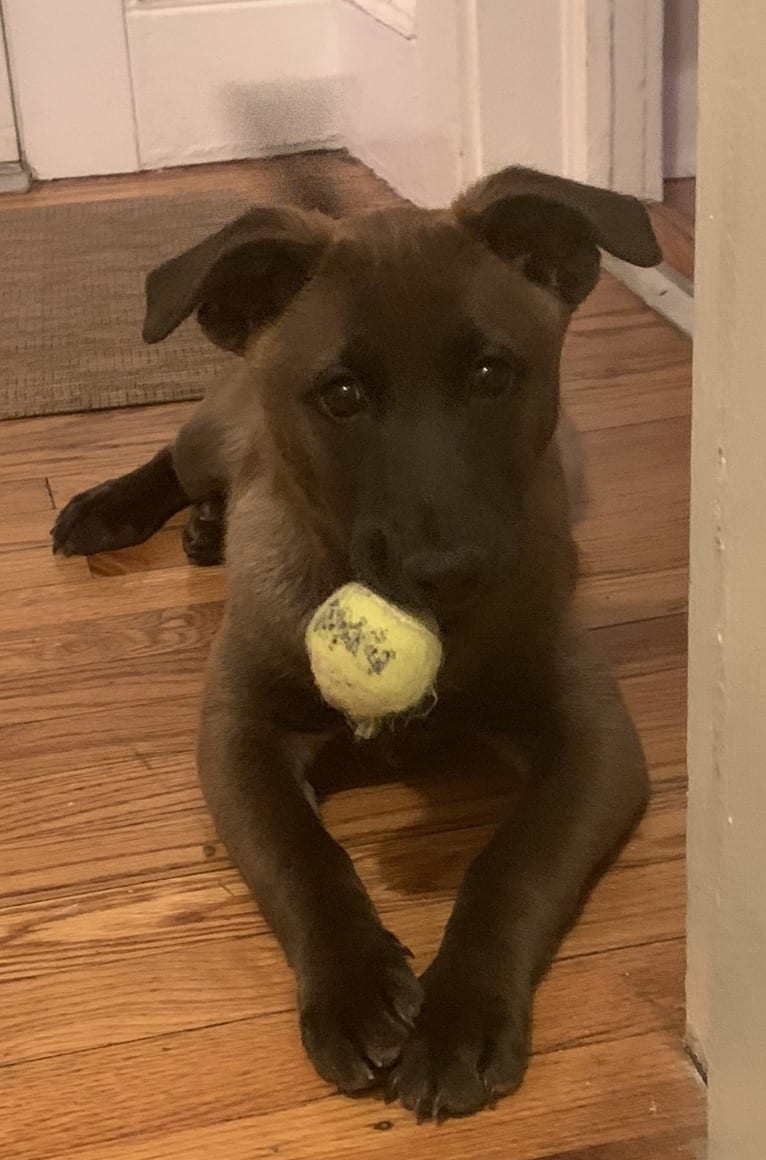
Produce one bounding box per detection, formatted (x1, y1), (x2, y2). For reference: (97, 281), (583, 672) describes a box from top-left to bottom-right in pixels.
(53, 166), (659, 1121)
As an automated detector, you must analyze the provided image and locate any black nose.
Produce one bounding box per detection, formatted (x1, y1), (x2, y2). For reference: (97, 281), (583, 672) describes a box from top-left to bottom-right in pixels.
(401, 548), (485, 609)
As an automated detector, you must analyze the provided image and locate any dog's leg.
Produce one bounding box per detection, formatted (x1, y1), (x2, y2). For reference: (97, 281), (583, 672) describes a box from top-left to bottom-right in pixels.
(389, 631), (649, 1121)
(52, 398), (232, 561)
(52, 446), (189, 557)
(199, 632), (423, 1093)
(171, 408), (231, 567)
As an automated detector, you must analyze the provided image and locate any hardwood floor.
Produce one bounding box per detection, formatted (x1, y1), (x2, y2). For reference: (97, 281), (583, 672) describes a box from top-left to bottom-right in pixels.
(0, 169), (704, 1158)
(650, 178), (696, 282)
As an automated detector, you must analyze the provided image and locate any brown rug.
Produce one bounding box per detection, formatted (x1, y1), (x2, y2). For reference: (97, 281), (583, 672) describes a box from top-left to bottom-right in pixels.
(0, 154), (399, 420)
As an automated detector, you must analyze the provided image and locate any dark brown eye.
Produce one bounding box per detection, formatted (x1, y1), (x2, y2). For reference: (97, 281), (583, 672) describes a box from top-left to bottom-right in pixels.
(317, 378), (368, 420)
(470, 357), (516, 399)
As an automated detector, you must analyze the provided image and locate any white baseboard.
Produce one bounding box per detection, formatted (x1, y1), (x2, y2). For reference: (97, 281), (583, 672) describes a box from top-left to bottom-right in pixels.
(602, 255), (694, 337)
(0, 161), (29, 192)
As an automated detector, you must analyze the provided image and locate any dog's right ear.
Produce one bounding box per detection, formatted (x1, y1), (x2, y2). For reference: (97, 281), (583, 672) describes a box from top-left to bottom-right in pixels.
(142, 206), (332, 353)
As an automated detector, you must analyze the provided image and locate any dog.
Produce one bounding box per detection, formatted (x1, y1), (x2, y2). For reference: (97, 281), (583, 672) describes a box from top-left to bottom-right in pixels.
(52, 166), (659, 1121)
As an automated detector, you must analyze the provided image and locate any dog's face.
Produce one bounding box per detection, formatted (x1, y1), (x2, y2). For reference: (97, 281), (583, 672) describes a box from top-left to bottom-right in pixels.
(143, 167), (660, 619)
(254, 212), (566, 617)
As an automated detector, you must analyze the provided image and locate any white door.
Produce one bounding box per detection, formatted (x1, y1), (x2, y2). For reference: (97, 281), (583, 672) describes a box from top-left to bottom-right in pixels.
(1, 0), (340, 180)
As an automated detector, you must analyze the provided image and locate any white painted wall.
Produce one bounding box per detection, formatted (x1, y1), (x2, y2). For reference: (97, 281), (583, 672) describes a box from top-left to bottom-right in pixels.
(0, 18), (19, 163)
(340, 0), (467, 208)
(474, 0), (565, 177)
(663, 0), (698, 178)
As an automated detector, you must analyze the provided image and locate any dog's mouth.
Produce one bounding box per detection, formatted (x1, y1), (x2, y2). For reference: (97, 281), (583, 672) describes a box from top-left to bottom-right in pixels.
(353, 578), (477, 638)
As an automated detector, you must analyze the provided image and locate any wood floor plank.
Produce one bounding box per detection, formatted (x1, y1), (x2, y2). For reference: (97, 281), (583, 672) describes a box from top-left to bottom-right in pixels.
(563, 277), (692, 431)
(0, 933), (685, 1069)
(0, 1028), (704, 1160)
(0, 601), (222, 681)
(591, 613), (687, 677)
(0, 660), (686, 905)
(2, 858), (684, 1019)
(0, 602), (683, 730)
(0, 544), (92, 592)
(0, 151), (402, 213)
(0, 655), (205, 728)
(0, 477), (53, 514)
(577, 565), (688, 629)
(0, 404), (192, 481)
(86, 527), (191, 576)
(0, 727), (685, 909)
(578, 416), (690, 580)
(0, 764), (685, 920)
(0, 566), (224, 633)
(621, 665), (687, 770)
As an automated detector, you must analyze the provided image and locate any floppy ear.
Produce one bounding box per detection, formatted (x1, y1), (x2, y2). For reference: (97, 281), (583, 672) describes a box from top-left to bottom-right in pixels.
(142, 206), (332, 353)
(453, 166), (661, 309)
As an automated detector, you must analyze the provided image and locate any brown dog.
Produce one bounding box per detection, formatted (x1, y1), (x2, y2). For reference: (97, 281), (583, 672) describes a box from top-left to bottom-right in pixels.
(52, 166), (659, 1121)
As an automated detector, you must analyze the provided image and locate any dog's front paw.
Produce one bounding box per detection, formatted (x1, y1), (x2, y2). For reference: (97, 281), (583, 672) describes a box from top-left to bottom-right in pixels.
(387, 960), (530, 1121)
(299, 927), (423, 1094)
(52, 480), (146, 557)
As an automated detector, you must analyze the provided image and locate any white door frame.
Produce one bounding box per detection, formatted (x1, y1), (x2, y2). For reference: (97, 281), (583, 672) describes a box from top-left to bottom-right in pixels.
(687, 2), (766, 1152)
(0, 9), (18, 163)
(0, 2), (28, 189)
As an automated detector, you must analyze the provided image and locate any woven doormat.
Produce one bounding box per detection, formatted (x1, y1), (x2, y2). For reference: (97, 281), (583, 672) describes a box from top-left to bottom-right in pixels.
(0, 191), (257, 420)
(0, 153), (402, 420)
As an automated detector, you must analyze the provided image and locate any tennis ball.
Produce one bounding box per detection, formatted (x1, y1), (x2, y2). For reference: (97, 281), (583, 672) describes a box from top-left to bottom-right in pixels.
(306, 582), (442, 739)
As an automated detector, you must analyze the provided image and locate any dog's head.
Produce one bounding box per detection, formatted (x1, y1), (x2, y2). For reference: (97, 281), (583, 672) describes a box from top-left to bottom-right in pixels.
(144, 167), (659, 621)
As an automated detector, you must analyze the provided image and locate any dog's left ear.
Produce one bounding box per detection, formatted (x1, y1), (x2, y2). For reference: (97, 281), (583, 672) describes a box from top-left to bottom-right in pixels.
(142, 206), (332, 353)
(453, 166), (661, 309)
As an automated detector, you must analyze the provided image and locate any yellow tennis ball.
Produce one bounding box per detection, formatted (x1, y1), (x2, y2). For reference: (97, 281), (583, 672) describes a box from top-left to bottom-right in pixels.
(306, 582), (442, 738)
